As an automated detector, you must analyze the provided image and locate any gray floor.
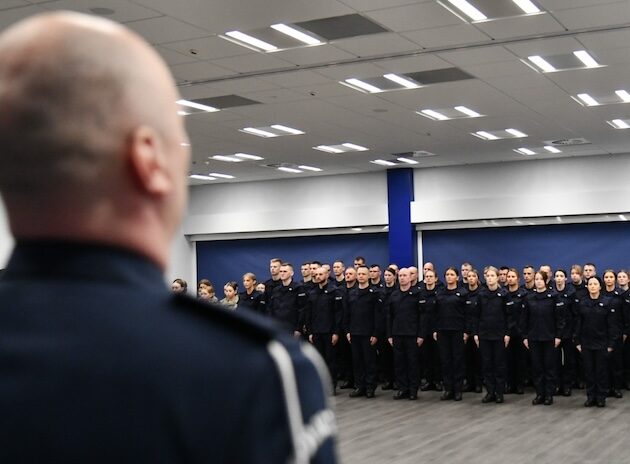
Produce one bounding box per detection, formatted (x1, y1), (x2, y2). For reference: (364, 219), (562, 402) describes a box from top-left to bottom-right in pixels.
(334, 388), (630, 464)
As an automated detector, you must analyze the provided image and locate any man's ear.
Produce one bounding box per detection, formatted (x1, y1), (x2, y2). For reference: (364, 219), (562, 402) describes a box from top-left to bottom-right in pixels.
(127, 125), (171, 196)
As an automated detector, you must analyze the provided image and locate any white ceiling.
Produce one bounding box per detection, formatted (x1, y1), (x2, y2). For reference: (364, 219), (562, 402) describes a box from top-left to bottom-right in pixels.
(4, 0), (630, 184)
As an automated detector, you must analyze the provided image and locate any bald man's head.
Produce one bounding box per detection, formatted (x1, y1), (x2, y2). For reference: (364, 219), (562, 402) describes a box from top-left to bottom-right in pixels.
(0, 12), (190, 267)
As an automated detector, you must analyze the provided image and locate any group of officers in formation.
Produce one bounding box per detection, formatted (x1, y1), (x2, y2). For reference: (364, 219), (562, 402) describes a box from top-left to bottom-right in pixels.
(174, 258), (630, 409)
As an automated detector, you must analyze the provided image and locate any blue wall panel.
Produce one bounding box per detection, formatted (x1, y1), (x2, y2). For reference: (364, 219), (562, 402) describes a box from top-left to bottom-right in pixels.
(422, 222), (630, 277)
(387, 169), (416, 267)
(196, 233), (388, 295)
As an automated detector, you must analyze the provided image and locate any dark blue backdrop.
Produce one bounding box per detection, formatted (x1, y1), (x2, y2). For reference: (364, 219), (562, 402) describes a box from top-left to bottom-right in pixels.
(196, 233), (388, 295)
(422, 221), (630, 277)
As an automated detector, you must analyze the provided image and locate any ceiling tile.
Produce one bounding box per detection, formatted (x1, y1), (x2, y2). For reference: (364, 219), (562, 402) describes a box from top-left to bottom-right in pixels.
(474, 13), (565, 40)
(40, 0), (161, 23)
(403, 24), (491, 49)
(538, 0), (624, 9)
(162, 36), (252, 60)
(552, 1), (630, 29)
(364, 2), (462, 32)
(213, 53), (295, 73)
(155, 45), (198, 66)
(438, 46), (517, 67)
(334, 32), (419, 57)
(504, 37), (583, 57)
(170, 61), (233, 82)
(126, 16), (210, 44)
(258, 70), (333, 88)
(274, 44), (357, 66)
(374, 54), (452, 73)
(462, 60), (537, 79)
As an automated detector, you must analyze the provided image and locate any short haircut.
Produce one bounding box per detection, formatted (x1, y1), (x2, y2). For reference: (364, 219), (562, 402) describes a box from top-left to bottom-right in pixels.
(242, 272), (257, 282)
(354, 256), (365, 263)
(499, 266), (509, 272)
(280, 262), (293, 270)
(507, 268), (520, 278)
(311, 261), (322, 266)
(301, 262), (311, 267)
(270, 258), (282, 265)
(555, 269), (567, 278)
(369, 264), (381, 270)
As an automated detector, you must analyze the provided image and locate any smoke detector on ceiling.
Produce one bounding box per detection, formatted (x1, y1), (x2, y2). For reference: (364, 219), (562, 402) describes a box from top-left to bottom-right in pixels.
(544, 138), (591, 146)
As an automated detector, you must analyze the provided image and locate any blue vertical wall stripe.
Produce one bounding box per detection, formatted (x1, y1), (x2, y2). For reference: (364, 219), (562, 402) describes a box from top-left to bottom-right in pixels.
(387, 169), (416, 267)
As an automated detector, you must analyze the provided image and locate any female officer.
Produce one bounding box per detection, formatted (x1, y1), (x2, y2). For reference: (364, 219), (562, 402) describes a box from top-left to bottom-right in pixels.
(473, 267), (512, 403)
(521, 271), (565, 405)
(554, 269), (577, 396)
(506, 268), (527, 394)
(465, 269), (483, 393)
(603, 270), (625, 398)
(575, 276), (619, 407)
(433, 267), (470, 401)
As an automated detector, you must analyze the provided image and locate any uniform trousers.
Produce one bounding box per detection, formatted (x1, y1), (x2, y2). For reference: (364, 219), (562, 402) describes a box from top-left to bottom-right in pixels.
(507, 334), (527, 390)
(337, 335), (353, 384)
(608, 338), (624, 391)
(465, 339), (482, 390)
(437, 330), (465, 394)
(583, 348), (609, 401)
(393, 336), (420, 394)
(529, 340), (558, 397)
(480, 339), (506, 395)
(351, 335), (378, 392)
(557, 338), (577, 390)
(312, 333), (338, 388)
(377, 336), (394, 385)
(420, 337), (442, 386)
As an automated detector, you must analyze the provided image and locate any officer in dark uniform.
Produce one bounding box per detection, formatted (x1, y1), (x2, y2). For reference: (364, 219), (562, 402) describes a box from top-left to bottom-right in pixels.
(238, 271), (264, 313)
(305, 266), (345, 393)
(553, 269), (577, 396)
(337, 267), (357, 389)
(267, 263), (309, 336)
(0, 12), (337, 463)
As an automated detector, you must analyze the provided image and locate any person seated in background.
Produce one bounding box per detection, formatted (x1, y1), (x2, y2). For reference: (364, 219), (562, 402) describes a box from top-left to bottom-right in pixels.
(198, 278), (218, 302)
(220, 281), (239, 310)
(171, 278), (187, 294)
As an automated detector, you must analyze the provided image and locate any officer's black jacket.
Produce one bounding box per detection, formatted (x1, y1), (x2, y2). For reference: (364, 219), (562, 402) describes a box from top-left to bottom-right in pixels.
(508, 287), (527, 336)
(472, 286), (513, 340)
(570, 280), (588, 301)
(388, 286), (423, 338)
(268, 280), (308, 332)
(622, 288), (630, 333)
(554, 285), (576, 339)
(433, 286), (471, 333)
(418, 286), (438, 337)
(519, 283), (535, 295)
(520, 290), (565, 341)
(574, 295), (620, 350)
(305, 281), (345, 335)
(238, 289), (263, 313)
(344, 285), (382, 336)
(261, 277), (281, 310)
(604, 287), (626, 334)
(0, 242), (336, 463)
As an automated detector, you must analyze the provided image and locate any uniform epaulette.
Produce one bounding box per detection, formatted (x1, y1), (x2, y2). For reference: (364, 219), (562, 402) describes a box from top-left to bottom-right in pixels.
(172, 293), (280, 344)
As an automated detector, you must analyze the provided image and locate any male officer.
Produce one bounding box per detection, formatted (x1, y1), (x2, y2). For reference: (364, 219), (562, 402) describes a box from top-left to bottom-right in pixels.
(0, 12), (336, 463)
(332, 260), (346, 287)
(267, 263), (309, 336)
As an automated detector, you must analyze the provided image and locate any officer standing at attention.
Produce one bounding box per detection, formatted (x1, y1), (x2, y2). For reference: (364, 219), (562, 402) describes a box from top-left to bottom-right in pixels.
(0, 12), (336, 463)
(268, 263), (309, 337)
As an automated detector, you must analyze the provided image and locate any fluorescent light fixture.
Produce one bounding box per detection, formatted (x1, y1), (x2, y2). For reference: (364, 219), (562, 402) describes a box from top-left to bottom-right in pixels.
(383, 73), (420, 89)
(241, 127), (278, 138)
(527, 55), (556, 73)
(420, 109), (449, 121)
(615, 90), (630, 103)
(610, 119), (630, 129)
(176, 99), (219, 112)
(180, 142), (191, 147)
(270, 124), (305, 135)
(234, 153), (264, 160)
(515, 147), (536, 155)
(454, 106), (481, 117)
(344, 78), (382, 93)
(212, 155), (243, 162)
(446, 0), (487, 21)
(573, 50), (599, 68)
(270, 23), (322, 46)
(506, 128), (527, 137)
(178, 110), (189, 116)
(351, 227), (363, 232)
(576, 93), (599, 106)
(543, 145), (561, 153)
(512, 0), (540, 14)
(342, 143), (368, 151)
(189, 175), (216, 181)
(619, 214), (628, 221)
(278, 166), (302, 173)
(371, 159), (396, 166)
(298, 165), (323, 172)
(208, 173), (234, 179)
(397, 157), (419, 164)
(224, 31), (278, 51)
(475, 131), (499, 140)
(314, 145), (344, 154)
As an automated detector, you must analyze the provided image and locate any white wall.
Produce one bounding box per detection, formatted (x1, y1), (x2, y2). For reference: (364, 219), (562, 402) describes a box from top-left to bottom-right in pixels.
(411, 155), (630, 224)
(184, 172), (388, 236)
(166, 227), (195, 293)
(0, 197), (13, 269)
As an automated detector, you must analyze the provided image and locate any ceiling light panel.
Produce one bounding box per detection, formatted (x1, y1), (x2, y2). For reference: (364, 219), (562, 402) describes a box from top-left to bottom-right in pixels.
(525, 50), (603, 73)
(607, 119), (630, 129)
(314, 143), (369, 153)
(472, 128), (528, 140)
(176, 99), (220, 114)
(513, 146), (563, 155)
(208, 173), (235, 179)
(240, 125), (305, 138)
(341, 67), (472, 94)
(270, 24), (323, 46)
(222, 23), (325, 53)
(189, 174), (217, 181)
(572, 90), (630, 107)
(439, 0), (544, 23)
(417, 106), (484, 121)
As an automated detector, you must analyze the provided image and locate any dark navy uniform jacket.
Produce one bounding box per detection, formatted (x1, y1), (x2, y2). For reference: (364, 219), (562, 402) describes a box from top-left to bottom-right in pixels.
(604, 288), (626, 335)
(508, 287), (527, 337)
(472, 286), (514, 340)
(305, 281), (345, 335)
(574, 295), (620, 350)
(344, 286), (382, 337)
(520, 290), (565, 341)
(387, 286), (423, 338)
(238, 289), (264, 313)
(0, 242), (337, 464)
(433, 286), (471, 333)
(267, 280), (309, 333)
(554, 285), (576, 340)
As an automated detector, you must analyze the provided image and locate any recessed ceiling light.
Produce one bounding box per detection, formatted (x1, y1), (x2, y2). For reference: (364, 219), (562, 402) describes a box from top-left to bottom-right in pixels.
(176, 99), (220, 112)
(527, 55), (556, 73)
(224, 31), (278, 52)
(474, 131), (499, 140)
(454, 106), (481, 117)
(619, 214), (628, 221)
(233, 153), (264, 160)
(208, 173), (235, 179)
(397, 157), (419, 164)
(573, 50), (599, 68)
(576, 93), (599, 106)
(180, 142), (191, 147)
(351, 227), (363, 231)
(240, 127), (279, 138)
(383, 73), (420, 89)
(419, 109), (450, 120)
(270, 24), (322, 46)
(514, 147), (536, 155)
(512, 0), (540, 14)
(444, 0), (487, 21)
(543, 145), (562, 153)
(189, 174), (216, 181)
(298, 165), (323, 172)
(371, 159), (396, 166)
(506, 128), (527, 138)
(341, 143), (368, 151)
(615, 90), (630, 103)
(177, 110), (189, 116)
(313, 145), (344, 154)
(270, 124), (305, 135)
(608, 119), (630, 129)
(278, 166), (303, 173)
(212, 155), (243, 162)
(343, 78), (382, 93)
